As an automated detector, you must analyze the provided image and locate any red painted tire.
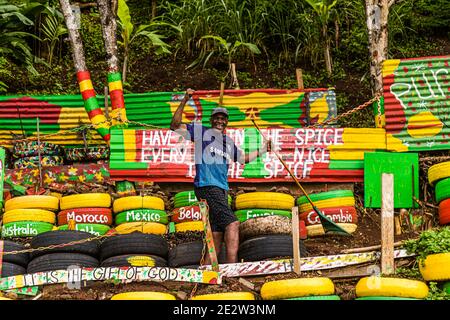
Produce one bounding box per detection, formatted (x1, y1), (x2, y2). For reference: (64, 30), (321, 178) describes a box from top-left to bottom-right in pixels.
(171, 205), (202, 223)
(299, 206), (357, 226)
(439, 199), (450, 225)
(57, 208), (113, 226)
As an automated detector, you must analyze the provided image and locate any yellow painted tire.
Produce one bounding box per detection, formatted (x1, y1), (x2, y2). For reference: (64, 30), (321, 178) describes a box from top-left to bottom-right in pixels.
(115, 222), (167, 235)
(419, 253), (450, 281)
(356, 277), (428, 299)
(306, 223), (357, 237)
(111, 292), (176, 300)
(191, 292), (255, 300)
(60, 193), (111, 210)
(175, 221), (204, 233)
(428, 162), (450, 185)
(235, 192), (295, 210)
(3, 209), (56, 224)
(261, 277), (334, 300)
(113, 196), (164, 213)
(0, 297), (12, 300)
(5, 195), (59, 212)
(299, 197), (355, 213)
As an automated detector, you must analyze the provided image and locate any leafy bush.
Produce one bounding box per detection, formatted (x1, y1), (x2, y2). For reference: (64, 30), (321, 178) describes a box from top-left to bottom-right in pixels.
(403, 227), (450, 262)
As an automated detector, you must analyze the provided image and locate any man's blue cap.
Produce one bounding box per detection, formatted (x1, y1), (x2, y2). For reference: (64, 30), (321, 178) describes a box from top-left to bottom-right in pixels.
(211, 107), (229, 117)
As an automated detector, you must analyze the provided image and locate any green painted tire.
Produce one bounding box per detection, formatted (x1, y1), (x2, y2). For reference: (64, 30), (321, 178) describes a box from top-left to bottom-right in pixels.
(174, 191), (232, 208)
(285, 295), (341, 300)
(115, 209), (169, 225)
(435, 178), (450, 203)
(355, 296), (420, 300)
(1, 221), (54, 238)
(234, 209), (291, 223)
(297, 190), (354, 205)
(443, 282), (450, 294)
(58, 223), (110, 236)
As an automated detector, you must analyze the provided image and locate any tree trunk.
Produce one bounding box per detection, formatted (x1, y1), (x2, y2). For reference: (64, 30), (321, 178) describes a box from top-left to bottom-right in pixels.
(97, 0), (119, 72)
(151, 0), (157, 20)
(323, 24), (332, 76)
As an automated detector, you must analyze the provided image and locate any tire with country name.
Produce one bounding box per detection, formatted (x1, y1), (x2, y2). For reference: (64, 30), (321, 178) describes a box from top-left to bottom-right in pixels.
(306, 223), (357, 237)
(299, 207), (357, 226)
(296, 190), (354, 205)
(113, 196), (165, 213)
(355, 277), (429, 299)
(235, 192), (295, 210)
(115, 209), (169, 225)
(171, 205), (202, 223)
(5, 195), (59, 212)
(173, 191), (232, 208)
(1, 262), (26, 277)
(191, 292), (255, 300)
(30, 230), (100, 259)
(419, 253), (450, 281)
(299, 197), (355, 213)
(0, 240), (29, 267)
(428, 161), (450, 185)
(174, 221), (204, 233)
(27, 253), (99, 273)
(57, 208), (113, 226)
(261, 277), (335, 300)
(115, 222), (166, 235)
(239, 215), (292, 241)
(435, 177), (450, 203)
(238, 234), (307, 262)
(57, 223), (111, 236)
(60, 193), (111, 210)
(111, 292), (176, 300)
(3, 209), (56, 224)
(101, 254), (167, 267)
(234, 209), (291, 223)
(438, 199), (450, 225)
(99, 233), (169, 260)
(1, 221), (54, 238)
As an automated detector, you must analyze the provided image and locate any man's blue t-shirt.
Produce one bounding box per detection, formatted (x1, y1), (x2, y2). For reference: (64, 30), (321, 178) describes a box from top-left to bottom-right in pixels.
(185, 122), (241, 191)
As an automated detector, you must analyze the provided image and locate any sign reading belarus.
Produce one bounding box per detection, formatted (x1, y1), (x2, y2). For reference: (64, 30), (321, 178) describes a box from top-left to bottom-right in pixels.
(110, 127), (385, 182)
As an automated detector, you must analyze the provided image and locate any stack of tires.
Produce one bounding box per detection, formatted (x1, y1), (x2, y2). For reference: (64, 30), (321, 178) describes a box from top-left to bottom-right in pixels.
(12, 141), (63, 169)
(428, 162), (450, 225)
(27, 230), (100, 273)
(57, 193), (112, 236)
(297, 190), (358, 237)
(112, 196), (168, 235)
(355, 277), (429, 300)
(235, 192), (306, 262)
(0, 240), (29, 278)
(261, 277), (340, 300)
(99, 233), (168, 268)
(1, 195), (59, 238)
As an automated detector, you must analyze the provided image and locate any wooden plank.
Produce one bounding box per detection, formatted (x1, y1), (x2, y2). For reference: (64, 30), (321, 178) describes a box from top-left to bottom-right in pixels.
(296, 68), (304, 90)
(318, 263), (377, 279)
(291, 206), (301, 274)
(381, 173), (395, 275)
(199, 201), (219, 272)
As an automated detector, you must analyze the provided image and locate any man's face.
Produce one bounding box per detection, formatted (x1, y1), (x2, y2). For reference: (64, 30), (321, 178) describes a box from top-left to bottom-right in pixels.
(210, 113), (228, 133)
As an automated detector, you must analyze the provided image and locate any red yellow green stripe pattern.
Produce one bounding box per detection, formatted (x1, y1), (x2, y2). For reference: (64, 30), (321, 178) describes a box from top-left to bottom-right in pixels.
(77, 71), (111, 142)
(107, 72), (127, 126)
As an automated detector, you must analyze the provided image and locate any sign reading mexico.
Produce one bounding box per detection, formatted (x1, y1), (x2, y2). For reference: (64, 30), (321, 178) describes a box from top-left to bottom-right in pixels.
(109, 127), (386, 183)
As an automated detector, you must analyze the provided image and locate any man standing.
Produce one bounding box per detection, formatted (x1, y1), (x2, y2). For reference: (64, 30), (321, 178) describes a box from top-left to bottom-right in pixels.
(170, 88), (270, 264)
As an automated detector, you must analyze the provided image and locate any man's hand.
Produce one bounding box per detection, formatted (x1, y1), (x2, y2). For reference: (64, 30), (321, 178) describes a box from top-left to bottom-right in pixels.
(183, 88), (194, 101)
(262, 139), (272, 154)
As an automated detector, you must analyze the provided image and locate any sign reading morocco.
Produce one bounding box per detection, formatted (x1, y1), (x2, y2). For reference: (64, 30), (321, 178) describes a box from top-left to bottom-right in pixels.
(109, 127), (386, 183)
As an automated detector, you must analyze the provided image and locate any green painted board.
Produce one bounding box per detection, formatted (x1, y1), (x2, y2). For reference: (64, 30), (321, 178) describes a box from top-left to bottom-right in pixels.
(364, 152), (419, 209)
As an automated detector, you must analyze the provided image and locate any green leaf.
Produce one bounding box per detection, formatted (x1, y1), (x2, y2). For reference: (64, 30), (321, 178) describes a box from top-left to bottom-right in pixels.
(117, 0), (134, 37)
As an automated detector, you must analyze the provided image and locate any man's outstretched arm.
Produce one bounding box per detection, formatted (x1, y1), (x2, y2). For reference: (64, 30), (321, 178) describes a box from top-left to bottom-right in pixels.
(170, 88), (194, 132)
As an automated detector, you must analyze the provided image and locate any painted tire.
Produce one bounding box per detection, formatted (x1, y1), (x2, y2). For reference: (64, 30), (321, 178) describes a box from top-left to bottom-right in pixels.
(3, 209), (56, 224)
(235, 192), (295, 210)
(356, 277), (428, 299)
(64, 146), (109, 162)
(428, 161), (450, 185)
(299, 207), (357, 226)
(57, 223), (110, 236)
(5, 195), (59, 212)
(171, 205), (202, 223)
(435, 177), (450, 203)
(115, 209), (169, 225)
(261, 277), (334, 300)
(114, 222), (167, 235)
(239, 215), (291, 241)
(111, 292), (176, 300)
(419, 253), (450, 281)
(174, 192), (232, 208)
(296, 190), (354, 205)
(234, 209), (291, 223)
(355, 296), (420, 300)
(285, 295), (341, 300)
(113, 196), (164, 213)
(175, 221), (204, 233)
(13, 155), (64, 169)
(299, 197), (355, 213)
(60, 193), (111, 210)
(1, 221), (54, 238)
(438, 199), (450, 225)
(13, 141), (62, 158)
(191, 292), (255, 300)
(57, 208), (113, 226)
(306, 223), (357, 237)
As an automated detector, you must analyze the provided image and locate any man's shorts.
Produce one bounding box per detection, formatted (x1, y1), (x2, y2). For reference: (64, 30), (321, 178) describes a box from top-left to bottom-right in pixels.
(194, 186), (238, 232)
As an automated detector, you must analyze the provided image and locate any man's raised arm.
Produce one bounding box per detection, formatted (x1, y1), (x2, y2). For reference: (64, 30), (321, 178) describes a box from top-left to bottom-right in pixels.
(170, 88), (194, 132)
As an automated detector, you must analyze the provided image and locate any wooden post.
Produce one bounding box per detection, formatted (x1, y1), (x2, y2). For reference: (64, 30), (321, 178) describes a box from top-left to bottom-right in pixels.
(381, 173), (395, 275)
(291, 206), (301, 274)
(296, 68), (304, 90)
(219, 82), (225, 107)
(199, 201), (219, 272)
(231, 63), (240, 89)
(394, 214), (402, 235)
